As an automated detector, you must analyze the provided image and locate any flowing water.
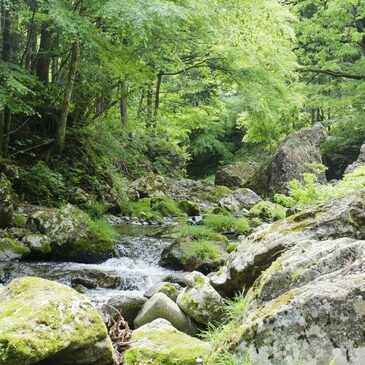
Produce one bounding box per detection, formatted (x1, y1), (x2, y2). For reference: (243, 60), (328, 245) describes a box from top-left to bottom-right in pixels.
(0, 224), (179, 309)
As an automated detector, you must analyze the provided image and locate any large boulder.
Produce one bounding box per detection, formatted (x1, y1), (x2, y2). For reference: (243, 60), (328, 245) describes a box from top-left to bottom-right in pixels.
(177, 272), (224, 325)
(248, 124), (327, 197)
(345, 142), (365, 174)
(228, 270), (365, 365)
(215, 160), (261, 190)
(103, 292), (147, 326)
(27, 204), (115, 263)
(210, 191), (365, 297)
(129, 174), (168, 200)
(123, 319), (211, 365)
(218, 188), (262, 212)
(134, 292), (197, 335)
(0, 277), (114, 365)
(0, 176), (14, 229)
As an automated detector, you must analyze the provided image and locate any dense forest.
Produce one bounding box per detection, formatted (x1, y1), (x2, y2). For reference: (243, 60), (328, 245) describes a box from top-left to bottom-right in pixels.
(0, 1), (365, 365)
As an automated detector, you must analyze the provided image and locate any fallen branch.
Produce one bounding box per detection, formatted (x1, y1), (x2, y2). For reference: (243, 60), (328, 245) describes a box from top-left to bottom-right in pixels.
(297, 68), (365, 80)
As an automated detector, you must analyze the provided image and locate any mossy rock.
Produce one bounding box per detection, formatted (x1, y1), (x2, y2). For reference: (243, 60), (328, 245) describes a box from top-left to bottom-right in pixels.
(0, 237), (30, 261)
(0, 176), (14, 229)
(27, 204), (115, 263)
(0, 277), (114, 365)
(124, 318), (211, 365)
(177, 200), (201, 216)
(249, 201), (286, 222)
(10, 213), (27, 229)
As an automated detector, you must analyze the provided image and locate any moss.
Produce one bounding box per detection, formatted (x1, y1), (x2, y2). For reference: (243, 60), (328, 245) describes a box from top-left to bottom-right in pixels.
(10, 214), (27, 229)
(177, 224), (228, 242)
(182, 240), (223, 263)
(249, 201), (286, 222)
(0, 277), (113, 365)
(226, 243), (239, 253)
(0, 238), (30, 255)
(200, 185), (232, 203)
(124, 320), (211, 365)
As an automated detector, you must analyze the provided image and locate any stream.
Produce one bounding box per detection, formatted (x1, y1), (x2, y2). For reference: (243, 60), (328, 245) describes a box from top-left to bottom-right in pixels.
(0, 224), (179, 310)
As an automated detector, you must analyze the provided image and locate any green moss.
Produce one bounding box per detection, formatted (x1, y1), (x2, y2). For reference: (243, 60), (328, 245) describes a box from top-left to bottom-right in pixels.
(178, 224), (227, 242)
(10, 214), (27, 229)
(249, 201), (286, 222)
(0, 238), (30, 255)
(0, 277), (113, 365)
(200, 185), (232, 203)
(124, 320), (211, 365)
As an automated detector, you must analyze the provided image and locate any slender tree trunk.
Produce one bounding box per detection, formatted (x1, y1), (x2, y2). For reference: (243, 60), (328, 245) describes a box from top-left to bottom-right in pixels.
(146, 87), (153, 128)
(36, 24), (51, 84)
(120, 80), (128, 128)
(153, 72), (162, 122)
(21, 6), (36, 70)
(0, 0), (11, 157)
(55, 40), (80, 153)
(137, 87), (145, 119)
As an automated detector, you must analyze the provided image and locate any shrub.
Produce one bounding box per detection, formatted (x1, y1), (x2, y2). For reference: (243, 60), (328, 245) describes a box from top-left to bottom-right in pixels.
(17, 161), (66, 205)
(178, 224), (227, 242)
(274, 166), (365, 208)
(203, 214), (250, 235)
(183, 240), (222, 262)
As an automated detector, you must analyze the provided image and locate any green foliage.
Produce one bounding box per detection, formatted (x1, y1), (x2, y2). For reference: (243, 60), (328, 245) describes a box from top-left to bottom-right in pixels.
(183, 240), (222, 263)
(85, 216), (117, 245)
(17, 162), (66, 205)
(203, 214), (250, 235)
(249, 201), (286, 222)
(178, 224), (227, 242)
(275, 167), (365, 208)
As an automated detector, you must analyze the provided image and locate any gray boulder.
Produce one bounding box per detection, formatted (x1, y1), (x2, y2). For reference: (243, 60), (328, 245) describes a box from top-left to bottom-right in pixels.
(177, 271), (224, 325)
(22, 234), (51, 255)
(144, 282), (182, 302)
(210, 191), (365, 297)
(129, 174), (168, 200)
(248, 124), (327, 197)
(134, 292), (197, 335)
(103, 291), (147, 326)
(0, 237), (30, 261)
(218, 188), (262, 212)
(345, 142), (365, 174)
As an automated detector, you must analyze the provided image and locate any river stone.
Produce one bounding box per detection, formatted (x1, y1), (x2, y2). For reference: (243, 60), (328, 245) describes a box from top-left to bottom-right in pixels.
(210, 191), (365, 296)
(123, 318), (211, 365)
(218, 188), (262, 212)
(232, 271), (365, 365)
(345, 142), (365, 174)
(248, 124), (327, 196)
(0, 277), (114, 365)
(178, 200), (201, 216)
(145, 282), (182, 302)
(177, 271), (224, 325)
(134, 292), (197, 335)
(103, 292), (147, 326)
(0, 237), (30, 261)
(27, 204), (115, 263)
(0, 176), (13, 229)
(22, 234), (51, 255)
(129, 174), (168, 200)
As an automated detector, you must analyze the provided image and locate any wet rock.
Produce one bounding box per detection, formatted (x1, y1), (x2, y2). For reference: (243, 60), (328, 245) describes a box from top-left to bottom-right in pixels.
(27, 204), (115, 263)
(123, 319), (211, 365)
(145, 282), (182, 302)
(0, 277), (114, 365)
(210, 191), (365, 296)
(71, 270), (121, 289)
(248, 124), (327, 197)
(163, 273), (187, 287)
(134, 292), (197, 335)
(71, 276), (98, 289)
(218, 188), (262, 212)
(160, 238), (225, 274)
(103, 292), (147, 326)
(177, 271), (224, 325)
(345, 142), (365, 174)
(0, 176), (14, 229)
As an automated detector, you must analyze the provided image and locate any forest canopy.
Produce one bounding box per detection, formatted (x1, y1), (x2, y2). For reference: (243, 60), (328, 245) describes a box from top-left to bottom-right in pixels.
(0, 0), (364, 179)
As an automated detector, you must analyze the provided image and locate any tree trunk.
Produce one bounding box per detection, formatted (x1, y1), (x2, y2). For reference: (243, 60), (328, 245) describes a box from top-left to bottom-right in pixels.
(120, 80), (128, 128)
(21, 6), (36, 70)
(153, 72), (162, 121)
(55, 40), (80, 154)
(2, 108), (10, 156)
(137, 87), (145, 119)
(36, 24), (51, 84)
(146, 87), (153, 128)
